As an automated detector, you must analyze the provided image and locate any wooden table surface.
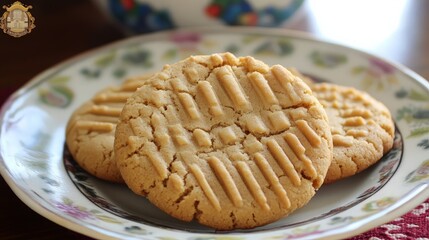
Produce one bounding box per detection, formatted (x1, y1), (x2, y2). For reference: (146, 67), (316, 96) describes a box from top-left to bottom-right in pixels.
(0, 0), (428, 239)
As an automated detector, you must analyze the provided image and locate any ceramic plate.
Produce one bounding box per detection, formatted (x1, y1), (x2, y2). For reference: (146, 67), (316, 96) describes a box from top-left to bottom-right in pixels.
(1, 27), (429, 240)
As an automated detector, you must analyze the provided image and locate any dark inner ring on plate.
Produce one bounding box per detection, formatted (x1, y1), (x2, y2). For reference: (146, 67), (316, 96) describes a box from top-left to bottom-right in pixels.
(63, 125), (403, 234)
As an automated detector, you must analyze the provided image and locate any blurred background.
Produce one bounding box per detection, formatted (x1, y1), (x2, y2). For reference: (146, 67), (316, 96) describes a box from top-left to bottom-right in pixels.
(1, 0), (428, 105)
(0, 0), (428, 239)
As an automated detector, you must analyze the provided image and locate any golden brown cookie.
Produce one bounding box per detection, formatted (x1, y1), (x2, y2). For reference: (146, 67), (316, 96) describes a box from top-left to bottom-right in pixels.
(311, 83), (395, 183)
(114, 53), (333, 230)
(287, 67), (315, 86)
(66, 75), (151, 182)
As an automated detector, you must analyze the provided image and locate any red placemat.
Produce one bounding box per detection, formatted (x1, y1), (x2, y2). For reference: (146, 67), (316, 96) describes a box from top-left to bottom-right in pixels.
(350, 199), (429, 239)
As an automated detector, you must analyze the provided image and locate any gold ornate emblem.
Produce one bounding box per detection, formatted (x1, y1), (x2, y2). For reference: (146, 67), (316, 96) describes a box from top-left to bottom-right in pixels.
(0, 1), (35, 37)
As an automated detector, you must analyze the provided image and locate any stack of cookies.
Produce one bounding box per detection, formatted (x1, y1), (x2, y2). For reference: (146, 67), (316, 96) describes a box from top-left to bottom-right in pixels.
(66, 52), (395, 230)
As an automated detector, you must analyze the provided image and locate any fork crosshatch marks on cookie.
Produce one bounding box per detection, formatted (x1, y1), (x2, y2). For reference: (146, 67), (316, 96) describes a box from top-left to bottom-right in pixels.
(63, 127), (402, 232)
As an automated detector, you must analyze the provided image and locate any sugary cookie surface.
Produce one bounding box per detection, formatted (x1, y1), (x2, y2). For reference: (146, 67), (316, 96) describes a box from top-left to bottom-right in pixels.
(66, 75), (150, 182)
(114, 53), (332, 230)
(312, 83), (395, 183)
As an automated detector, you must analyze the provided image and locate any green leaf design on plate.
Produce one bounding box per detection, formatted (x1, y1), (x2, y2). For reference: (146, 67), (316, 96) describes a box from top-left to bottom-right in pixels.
(242, 35), (263, 44)
(162, 48), (177, 60)
(408, 127), (429, 138)
(123, 49), (152, 67)
(113, 68), (126, 79)
(39, 174), (60, 186)
(405, 159), (429, 183)
(81, 68), (101, 78)
(290, 225), (320, 235)
(396, 106), (429, 138)
(412, 109), (429, 120)
(396, 106), (414, 123)
(225, 44), (239, 54)
(328, 216), (354, 225)
(48, 75), (70, 84)
(396, 106), (429, 120)
(19, 152), (49, 170)
(311, 51), (347, 68)
(39, 84), (74, 108)
(362, 197), (395, 212)
(124, 226), (151, 235)
(395, 88), (429, 101)
(94, 214), (123, 224)
(95, 51), (116, 67)
(418, 139), (429, 149)
(278, 39), (294, 55)
(62, 197), (73, 206)
(253, 39), (293, 56)
(351, 66), (366, 74)
(408, 89), (429, 101)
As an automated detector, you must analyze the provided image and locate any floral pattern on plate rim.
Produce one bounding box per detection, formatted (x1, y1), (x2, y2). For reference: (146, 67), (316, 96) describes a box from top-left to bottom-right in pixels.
(62, 128), (403, 236)
(0, 29), (428, 240)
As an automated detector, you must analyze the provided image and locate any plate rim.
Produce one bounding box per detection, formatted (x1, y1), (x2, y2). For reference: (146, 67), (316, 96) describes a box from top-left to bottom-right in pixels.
(1, 26), (429, 240)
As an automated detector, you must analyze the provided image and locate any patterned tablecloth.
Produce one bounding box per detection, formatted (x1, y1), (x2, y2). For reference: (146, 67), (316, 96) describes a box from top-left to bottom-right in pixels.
(350, 201), (429, 239)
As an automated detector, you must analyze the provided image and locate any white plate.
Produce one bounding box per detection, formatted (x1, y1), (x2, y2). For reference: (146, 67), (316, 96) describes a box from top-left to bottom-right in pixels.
(1, 27), (429, 240)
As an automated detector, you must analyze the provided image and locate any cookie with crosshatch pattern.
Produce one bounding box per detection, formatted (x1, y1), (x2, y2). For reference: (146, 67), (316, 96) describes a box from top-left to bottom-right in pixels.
(311, 83), (395, 183)
(114, 53), (333, 229)
(65, 74), (151, 182)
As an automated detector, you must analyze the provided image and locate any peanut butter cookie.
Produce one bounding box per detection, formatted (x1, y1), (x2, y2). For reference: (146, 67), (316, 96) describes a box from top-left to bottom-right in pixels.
(66, 75), (151, 182)
(312, 83), (395, 183)
(114, 53), (333, 230)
